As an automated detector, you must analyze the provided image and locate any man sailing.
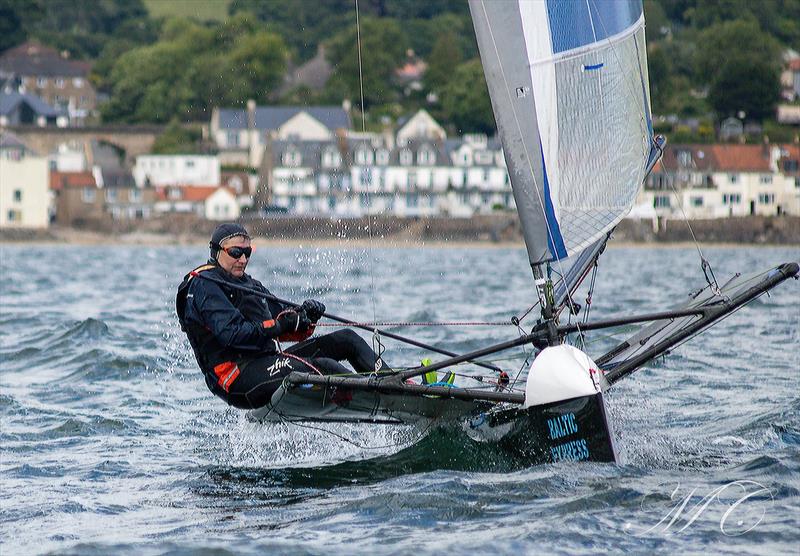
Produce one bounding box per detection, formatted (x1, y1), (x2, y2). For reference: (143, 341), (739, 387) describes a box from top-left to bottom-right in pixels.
(176, 223), (390, 409)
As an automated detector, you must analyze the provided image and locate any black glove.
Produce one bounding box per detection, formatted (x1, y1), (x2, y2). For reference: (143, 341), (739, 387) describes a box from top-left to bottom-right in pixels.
(276, 309), (312, 334)
(300, 299), (326, 323)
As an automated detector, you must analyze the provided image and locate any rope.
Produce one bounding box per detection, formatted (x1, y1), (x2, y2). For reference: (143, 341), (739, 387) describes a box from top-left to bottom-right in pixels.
(315, 320), (515, 327)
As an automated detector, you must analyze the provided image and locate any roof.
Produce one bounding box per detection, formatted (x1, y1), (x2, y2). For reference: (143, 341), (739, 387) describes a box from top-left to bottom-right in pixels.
(50, 171), (96, 191)
(0, 130), (27, 150)
(0, 91), (61, 117)
(0, 42), (91, 78)
(217, 105), (351, 131)
(709, 144), (771, 172)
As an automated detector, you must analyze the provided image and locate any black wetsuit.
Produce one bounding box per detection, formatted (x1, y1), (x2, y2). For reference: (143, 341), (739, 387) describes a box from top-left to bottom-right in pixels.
(176, 262), (386, 409)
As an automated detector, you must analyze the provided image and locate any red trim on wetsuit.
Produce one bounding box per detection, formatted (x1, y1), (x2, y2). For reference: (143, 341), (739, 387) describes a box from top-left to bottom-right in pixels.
(213, 361), (241, 392)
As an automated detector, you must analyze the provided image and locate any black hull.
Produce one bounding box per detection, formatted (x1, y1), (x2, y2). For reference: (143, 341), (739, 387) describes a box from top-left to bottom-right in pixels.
(470, 392), (617, 464)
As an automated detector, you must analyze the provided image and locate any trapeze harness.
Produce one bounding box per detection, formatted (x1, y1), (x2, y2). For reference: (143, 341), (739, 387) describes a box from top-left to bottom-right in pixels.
(176, 263), (385, 409)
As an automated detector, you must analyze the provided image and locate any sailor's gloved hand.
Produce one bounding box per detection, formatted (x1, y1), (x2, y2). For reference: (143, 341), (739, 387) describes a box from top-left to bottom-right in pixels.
(300, 299), (326, 323)
(276, 309), (312, 334)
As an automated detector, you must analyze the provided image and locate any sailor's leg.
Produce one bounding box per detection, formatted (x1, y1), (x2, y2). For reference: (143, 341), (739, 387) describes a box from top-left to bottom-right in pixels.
(224, 354), (318, 410)
(286, 329), (391, 373)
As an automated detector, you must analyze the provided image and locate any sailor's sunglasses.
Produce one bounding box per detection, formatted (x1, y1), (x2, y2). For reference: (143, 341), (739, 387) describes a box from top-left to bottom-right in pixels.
(221, 246), (253, 259)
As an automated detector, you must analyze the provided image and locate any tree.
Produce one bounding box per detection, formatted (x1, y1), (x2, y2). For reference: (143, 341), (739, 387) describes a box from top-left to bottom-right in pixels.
(647, 45), (673, 113)
(694, 19), (781, 81)
(709, 55), (780, 121)
(324, 17), (408, 108)
(425, 30), (463, 92)
(100, 17), (288, 123)
(152, 118), (203, 154)
(438, 58), (494, 135)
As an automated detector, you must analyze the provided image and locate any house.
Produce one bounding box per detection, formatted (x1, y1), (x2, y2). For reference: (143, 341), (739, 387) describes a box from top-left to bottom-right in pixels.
(133, 154), (220, 188)
(0, 131), (49, 228)
(0, 91), (65, 127)
(50, 170), (155, 226)
(396, 109), (446, 145)
(210, 100), (352, 167)
(0, 42), (96, 125)
(264, 125), (513, 217)
(394, 49), (427, 95)
(277, 45), (333, 96)
(155, 186), (239, 221)
(642, 143), (799, 219)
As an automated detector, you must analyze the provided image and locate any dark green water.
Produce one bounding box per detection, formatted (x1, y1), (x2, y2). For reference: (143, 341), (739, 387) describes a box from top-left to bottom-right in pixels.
(1, 244), (798, 555)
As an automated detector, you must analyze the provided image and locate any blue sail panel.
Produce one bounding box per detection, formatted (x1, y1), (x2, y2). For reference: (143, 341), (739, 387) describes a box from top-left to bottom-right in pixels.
(546, 0), (642, 54)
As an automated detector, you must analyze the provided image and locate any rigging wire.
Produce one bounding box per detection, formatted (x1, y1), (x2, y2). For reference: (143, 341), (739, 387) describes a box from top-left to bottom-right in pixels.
(353, 0), (384, 365)
(591, 6), (722, 295)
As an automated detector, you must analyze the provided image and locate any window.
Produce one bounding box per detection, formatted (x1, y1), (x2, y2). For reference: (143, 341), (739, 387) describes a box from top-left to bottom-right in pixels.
(795, 177), (800, 188)
(406, 193), (418, 207)
(282, 149), (301, 167)
(728, 174), (738, 184)
(226, 131), (240, 147)
(185, 160), (195, 168)
(760, 175), (772, 184)
(355, 147), (372, 166)
(376, 150), (389, 166)
(690, 196), (703, 207)
(168, 188), (181, 200)
(55, 78), (64, 88)
(322, 149), (341, 168)
(400, 149), (413, 166)
(129, 189), (142, 202)
(13, 189), (21, 202)
(758, 193), (774, 204)
(722, 193), (741, 204)
(475, 151), (493, 165)
(73, 77), (84, 88)
(36, 77), (46, 88)
(82, 188), (96, 203)
(653, 195), (670, 208)
(7, 209), (20, 221)
(418, 147), (434, 166)
(677, 150), (691, 167)
(105, 189), (118, 202)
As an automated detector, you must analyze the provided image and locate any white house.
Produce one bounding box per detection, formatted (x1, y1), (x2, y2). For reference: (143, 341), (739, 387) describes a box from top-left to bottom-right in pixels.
(210, 101), (351, 168)
(154, 185), (239, 220)
(133, 155), (220, 188)
(0, 131), (49, 228)
(396, 109), (446, 146)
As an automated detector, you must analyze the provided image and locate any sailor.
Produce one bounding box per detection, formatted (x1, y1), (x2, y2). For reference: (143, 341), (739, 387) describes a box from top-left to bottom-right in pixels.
(176, 223), (389, 409)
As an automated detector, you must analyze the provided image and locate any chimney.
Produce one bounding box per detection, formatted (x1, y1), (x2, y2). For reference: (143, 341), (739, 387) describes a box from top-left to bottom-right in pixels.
(247, 99), (256, 131)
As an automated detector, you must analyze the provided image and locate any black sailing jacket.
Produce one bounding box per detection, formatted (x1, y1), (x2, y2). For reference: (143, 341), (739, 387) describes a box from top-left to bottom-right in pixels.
(176, 262), (303, 398)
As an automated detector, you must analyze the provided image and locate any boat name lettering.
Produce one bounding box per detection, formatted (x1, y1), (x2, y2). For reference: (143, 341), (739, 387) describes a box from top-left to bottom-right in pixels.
(546, 412), (579, 440)
(550, 438), (590, 462)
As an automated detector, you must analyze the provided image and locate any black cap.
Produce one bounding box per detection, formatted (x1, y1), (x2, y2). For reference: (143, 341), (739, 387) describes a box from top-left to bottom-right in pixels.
(210, 223), (250, 259)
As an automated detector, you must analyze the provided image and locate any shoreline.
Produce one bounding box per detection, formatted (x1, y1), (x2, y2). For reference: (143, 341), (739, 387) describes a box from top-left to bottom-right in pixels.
(0, 226), (797, 249)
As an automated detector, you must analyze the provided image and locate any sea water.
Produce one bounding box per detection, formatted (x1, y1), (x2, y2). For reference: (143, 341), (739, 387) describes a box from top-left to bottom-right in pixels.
(1, 244), (798, 555)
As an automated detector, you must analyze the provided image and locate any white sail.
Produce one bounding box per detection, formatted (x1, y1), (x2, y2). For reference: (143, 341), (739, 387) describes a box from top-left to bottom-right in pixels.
(469, 0), (654, 264)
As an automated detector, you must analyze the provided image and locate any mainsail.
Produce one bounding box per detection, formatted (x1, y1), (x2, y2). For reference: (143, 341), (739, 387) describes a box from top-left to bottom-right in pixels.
(469, 0), (655, 265)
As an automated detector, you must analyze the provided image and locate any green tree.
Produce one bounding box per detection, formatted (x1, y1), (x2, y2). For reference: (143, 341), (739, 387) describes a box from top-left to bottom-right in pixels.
(647, 45), (673, 113)
(152, 118), (203, 154)
(324, 17), (408, 108)
(694, 19), (781, 81)
(101, 17), (287, 123)
(438, 58), (494, 135)
(709, 55), (780, 121)
(425, 30), (463, 92)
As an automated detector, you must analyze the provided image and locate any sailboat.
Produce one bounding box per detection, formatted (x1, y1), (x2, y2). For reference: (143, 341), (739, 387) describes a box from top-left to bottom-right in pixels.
(247, 0), (798, 464)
